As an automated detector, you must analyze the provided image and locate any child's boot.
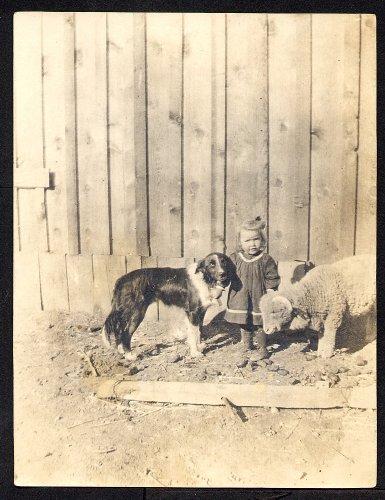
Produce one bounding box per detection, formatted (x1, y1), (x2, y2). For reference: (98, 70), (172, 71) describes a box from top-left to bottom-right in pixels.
(250, 328), (269, 361)
(240, 328), (254, 351)
(236, 328), (254, 367)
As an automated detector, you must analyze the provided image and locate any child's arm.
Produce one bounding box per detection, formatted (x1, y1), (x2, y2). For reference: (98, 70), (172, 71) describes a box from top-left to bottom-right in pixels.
(263, 255), (281, 291)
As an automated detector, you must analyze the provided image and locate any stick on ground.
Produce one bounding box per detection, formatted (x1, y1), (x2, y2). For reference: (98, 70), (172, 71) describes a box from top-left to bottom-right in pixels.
(83, 350), (99, 377)
(221, 397), (248, 422)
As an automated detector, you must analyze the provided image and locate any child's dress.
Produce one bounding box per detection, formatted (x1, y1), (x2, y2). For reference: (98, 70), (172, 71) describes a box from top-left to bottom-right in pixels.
(224, 251), (280, 326)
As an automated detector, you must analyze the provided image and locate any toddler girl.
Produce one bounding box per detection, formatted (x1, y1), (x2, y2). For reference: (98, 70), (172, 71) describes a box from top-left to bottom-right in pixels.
(224, 217), (280, 360)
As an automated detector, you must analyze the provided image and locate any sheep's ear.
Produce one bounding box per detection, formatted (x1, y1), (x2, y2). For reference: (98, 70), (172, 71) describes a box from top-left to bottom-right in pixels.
(272, 295), (292, 312)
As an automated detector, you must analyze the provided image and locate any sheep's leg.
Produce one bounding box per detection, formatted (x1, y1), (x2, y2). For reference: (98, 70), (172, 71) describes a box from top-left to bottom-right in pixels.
(317, 317), (338, 359)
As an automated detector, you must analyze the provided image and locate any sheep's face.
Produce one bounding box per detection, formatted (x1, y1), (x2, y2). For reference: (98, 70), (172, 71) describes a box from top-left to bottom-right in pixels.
(260, 293), (293, 334)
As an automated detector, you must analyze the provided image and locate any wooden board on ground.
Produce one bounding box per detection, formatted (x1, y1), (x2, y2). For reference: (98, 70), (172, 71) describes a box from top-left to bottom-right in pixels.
(97, 379), (376, 410)
(39, 252), (69, 311)
(93, 255), (126, 315)
(66, 255), (94, 313)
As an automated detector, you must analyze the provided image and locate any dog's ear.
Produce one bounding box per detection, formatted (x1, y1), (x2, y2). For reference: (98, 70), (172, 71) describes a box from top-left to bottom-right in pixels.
(195, 258), (206, 274)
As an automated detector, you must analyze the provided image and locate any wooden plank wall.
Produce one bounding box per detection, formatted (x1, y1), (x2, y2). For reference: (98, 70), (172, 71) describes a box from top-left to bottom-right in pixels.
(147, 13), (183, 257)
(14, 13), (376, 314)
(356, 15), (376, 254)
(226, 14), (268, 254)
(310, 15), (361, 264)
(268, 14), (311, 262)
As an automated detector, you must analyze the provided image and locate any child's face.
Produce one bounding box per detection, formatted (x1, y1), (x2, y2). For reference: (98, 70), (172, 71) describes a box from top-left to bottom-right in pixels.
(240, 229), (263, 256)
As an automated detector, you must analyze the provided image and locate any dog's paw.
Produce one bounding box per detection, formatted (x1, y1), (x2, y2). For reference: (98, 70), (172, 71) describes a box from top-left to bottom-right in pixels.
(197, 342), (206, 352)
(318, 350), (334, 360)
(190, 351), (205, 358)
(123, 351), (138, 361)
(317, 344), (335, 359)
(117, 344), (137, 361)
(101, 327), (112, 348)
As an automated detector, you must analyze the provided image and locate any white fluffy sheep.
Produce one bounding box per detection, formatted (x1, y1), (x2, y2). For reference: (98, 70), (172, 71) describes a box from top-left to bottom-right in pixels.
(259, 254), (376, 358)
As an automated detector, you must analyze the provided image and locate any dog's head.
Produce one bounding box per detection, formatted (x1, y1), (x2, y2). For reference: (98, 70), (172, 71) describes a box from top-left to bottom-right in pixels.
(259, 292), (293, 334)
(196, 253), (235, 288)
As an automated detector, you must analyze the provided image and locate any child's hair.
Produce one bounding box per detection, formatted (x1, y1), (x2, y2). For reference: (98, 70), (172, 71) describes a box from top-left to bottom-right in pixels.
(237, 216), (267, 251)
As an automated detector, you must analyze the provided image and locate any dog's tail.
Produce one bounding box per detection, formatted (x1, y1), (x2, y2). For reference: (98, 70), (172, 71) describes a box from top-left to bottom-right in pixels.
(101, 310), (123, 349)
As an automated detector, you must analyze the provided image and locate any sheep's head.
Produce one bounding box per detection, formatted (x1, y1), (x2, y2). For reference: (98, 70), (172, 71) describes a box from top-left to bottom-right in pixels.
(259, 293), (293, 334)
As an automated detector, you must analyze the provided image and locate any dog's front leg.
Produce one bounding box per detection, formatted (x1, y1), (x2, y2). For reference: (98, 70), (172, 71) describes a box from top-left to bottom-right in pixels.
(184, 315), (204, 357)
(186, 325), (204, 357)
(187, 310), (207, 357)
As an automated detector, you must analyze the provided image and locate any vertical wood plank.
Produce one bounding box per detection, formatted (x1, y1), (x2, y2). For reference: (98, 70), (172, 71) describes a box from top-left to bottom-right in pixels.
(147, 13), (183, 257)
(183, 14), (212, 257)
(18, 189), (48, 252)
(226, 14), (268, 254)
(66, 255), (94, 313)
(126, 255), (142, 273)
(75, 13), (110, 254)
(211, 14), (226, 253)
(64, 13), (79, 254)
(39, 252), (69, 310)
(42, 13), (69, 253)
(14, 252), (42, 312)
(141, 256), (158, 320)
(268, 14), (311, 261)
(14, 13), (48, 252)
(310, 15), (360, 264)
(356, 15), (376, 254)
(14, 13), (44, 170)
(93, 255), (126, 315)
(134, 13), (150, 256)
(107, 13), (137, 255)
(157, 257), (194, 320)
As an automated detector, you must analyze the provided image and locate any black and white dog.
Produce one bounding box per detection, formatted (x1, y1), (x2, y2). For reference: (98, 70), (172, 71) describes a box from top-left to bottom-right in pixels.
(101, 253), (235, 359)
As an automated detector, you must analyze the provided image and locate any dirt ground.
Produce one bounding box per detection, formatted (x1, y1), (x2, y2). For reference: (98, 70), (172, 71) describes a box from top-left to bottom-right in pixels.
(14, 308), (376, 488)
